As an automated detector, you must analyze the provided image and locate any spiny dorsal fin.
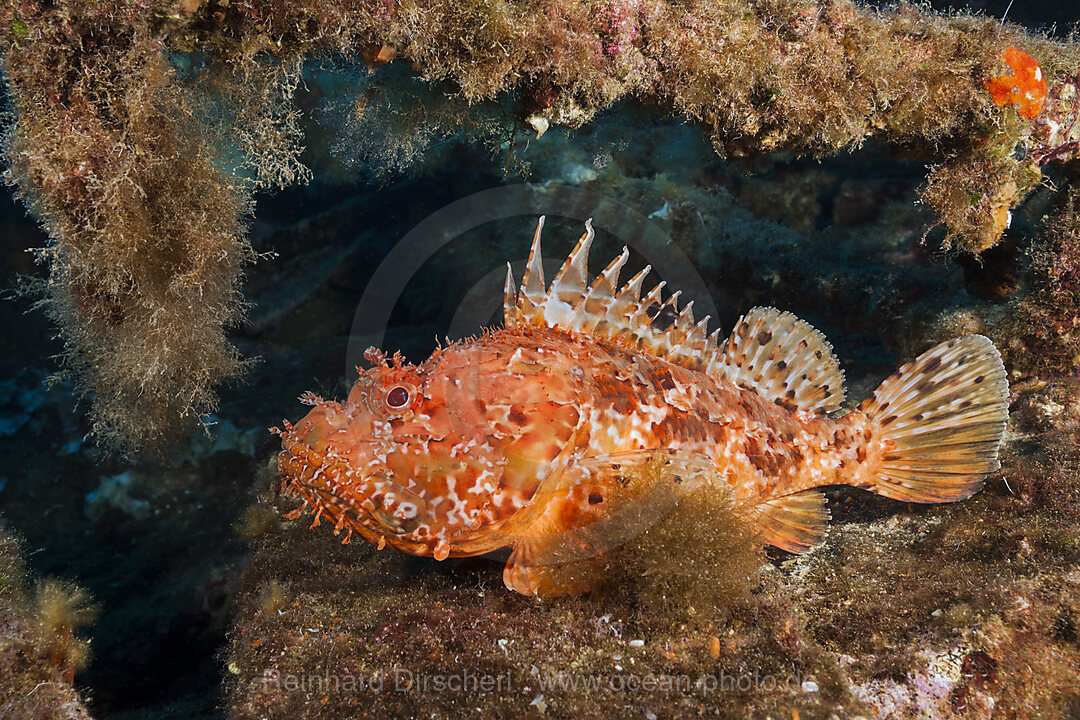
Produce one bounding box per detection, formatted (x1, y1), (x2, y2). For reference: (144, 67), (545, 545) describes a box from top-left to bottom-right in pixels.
(507, 219), (720, 371)
(571, 247), (629, 335)
(597, 264), (649, 338)
(543, 219), (594, 328)
(709, 307), (846, 416)
(750, 489), (829, 553)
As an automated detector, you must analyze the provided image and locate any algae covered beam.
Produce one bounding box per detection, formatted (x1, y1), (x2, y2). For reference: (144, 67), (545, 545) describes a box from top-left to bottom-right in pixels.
(0, 0), (1076, 455)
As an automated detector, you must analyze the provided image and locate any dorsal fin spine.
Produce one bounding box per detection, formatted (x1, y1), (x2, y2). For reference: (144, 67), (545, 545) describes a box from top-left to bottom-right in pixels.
(519, 216), (547, 323)
(503, 262), (518, 325)
(595, 247), (629, 297)
(675, 316), (711, 365)
(548, 219), (594, 305)
(680, 300), (695, 324)
(617, 266), (650, 301)
(571, 244), (628, 334)
(706, 327), (722, 353)
(663, 299), (695, 356)
(628, 282), (667, 342)
(606, 266), (649, 328)
(647, 290), (683, 355)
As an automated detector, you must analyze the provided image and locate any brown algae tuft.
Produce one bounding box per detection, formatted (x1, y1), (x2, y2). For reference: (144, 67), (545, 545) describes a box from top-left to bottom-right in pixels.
(0, 524), (96, 719)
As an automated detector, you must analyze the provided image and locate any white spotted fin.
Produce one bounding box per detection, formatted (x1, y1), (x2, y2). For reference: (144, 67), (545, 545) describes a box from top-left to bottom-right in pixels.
(859, 335), (1008, 503)
(712, 307), (846, 416)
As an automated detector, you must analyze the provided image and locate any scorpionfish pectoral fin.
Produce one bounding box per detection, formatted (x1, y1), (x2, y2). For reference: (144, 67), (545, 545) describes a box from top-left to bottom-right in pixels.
(503, 449), (726, 597)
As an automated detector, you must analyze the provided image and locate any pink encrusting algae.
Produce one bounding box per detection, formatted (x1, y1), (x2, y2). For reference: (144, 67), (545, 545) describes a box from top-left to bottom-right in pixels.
(275, 219), (1009, 597)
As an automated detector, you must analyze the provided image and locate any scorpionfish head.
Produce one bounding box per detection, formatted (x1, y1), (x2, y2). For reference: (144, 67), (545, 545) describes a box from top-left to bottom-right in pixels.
(276, 340), (582, 560)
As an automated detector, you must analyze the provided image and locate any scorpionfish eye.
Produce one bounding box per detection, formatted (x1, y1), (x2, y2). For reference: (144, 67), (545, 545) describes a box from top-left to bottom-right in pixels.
(354, 372), (421, 419)
(384, 384), (412, 409)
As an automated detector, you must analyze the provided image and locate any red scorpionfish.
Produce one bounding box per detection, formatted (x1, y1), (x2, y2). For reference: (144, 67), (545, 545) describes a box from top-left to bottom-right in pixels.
(275, 219), (1008, 597)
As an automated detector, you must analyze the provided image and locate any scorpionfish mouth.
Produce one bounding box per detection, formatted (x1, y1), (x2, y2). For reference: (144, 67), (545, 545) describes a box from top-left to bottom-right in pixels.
(275, 397), (430, 543)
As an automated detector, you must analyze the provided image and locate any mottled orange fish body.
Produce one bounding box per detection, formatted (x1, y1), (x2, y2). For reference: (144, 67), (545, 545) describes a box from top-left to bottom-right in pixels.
(276, 218), (1009, 596)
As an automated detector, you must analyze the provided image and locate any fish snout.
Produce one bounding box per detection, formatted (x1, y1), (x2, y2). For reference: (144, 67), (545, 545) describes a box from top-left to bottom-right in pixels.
(291, 401), (350, 449)
(276, 402), (357, 489)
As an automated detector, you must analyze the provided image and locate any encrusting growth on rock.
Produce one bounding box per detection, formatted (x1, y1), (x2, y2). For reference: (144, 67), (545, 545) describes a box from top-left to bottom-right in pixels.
(983, 47), (1048, 119)
(0, 0), (1076, 453)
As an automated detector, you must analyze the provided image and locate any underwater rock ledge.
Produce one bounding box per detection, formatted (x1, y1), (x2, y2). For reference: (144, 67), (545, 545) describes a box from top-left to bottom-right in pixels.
(1, 0), (1079, 454)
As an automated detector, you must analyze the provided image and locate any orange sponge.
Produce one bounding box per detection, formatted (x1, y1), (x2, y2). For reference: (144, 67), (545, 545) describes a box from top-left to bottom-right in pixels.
(983, 47), (1047, 119)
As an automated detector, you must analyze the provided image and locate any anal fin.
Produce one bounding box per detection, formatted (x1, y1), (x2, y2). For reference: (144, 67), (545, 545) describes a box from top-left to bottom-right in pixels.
(751, 489), (830, 553)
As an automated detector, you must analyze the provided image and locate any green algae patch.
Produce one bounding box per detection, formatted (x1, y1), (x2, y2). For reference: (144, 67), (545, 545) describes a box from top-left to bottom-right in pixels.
(602, 483), (764, 617)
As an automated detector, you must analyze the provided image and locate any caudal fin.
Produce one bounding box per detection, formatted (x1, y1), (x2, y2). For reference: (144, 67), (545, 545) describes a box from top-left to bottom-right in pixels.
(859, 335), (1008, 503)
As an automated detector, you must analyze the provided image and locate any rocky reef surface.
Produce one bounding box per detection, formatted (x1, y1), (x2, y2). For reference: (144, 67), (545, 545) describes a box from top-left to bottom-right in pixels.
(0, 1), (1079, 719)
